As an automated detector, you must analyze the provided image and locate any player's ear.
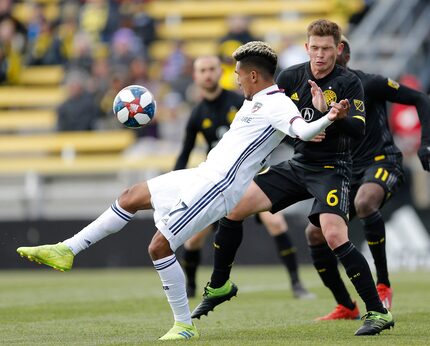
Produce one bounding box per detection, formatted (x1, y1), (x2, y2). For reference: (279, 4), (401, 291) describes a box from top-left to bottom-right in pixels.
(338, 42), (344, 55)
(250, 70), (258, 83)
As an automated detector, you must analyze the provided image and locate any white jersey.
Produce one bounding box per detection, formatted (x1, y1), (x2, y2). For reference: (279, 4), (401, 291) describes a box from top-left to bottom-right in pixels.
(197, 84), (301, 211)
(148, 84), (302, 250)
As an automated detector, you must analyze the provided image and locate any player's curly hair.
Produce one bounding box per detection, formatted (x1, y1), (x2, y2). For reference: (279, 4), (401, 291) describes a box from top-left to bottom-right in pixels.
(232, 41), (277, 78)
(307, 19), (341, 45)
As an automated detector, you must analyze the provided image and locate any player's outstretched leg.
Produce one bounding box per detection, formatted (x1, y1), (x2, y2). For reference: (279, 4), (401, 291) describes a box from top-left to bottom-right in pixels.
(16, 185), (149, 271)
(17, 243), (74, 272)
(191, 280), (238, 319)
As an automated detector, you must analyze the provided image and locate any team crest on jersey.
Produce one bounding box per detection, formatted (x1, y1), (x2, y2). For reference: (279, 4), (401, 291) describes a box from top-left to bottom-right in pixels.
(323, 89), (337, 106)
(301, 108), (314, 122)
(290, 92), (299, 101)
(202, 118), (212, 129)
(251, 102), (263, 113)
(353, 99), (365, 112)
(387, 78), (400, 90)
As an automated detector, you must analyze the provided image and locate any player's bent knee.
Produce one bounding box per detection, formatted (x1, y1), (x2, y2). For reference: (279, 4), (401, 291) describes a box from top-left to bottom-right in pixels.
(323, 230), (348, 249)
(148, 232), (173, 260)
(118, 182), (151, 213)
(354, 197), (379, 218)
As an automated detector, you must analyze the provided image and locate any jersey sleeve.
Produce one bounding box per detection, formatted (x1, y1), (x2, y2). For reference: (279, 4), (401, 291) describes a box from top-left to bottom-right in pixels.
(173, 108), (200, 170)
(267, 96), (301, 137)
(337, 74), (366, 139)
(275, 68), (295, 95)
(369, 75), (430, 144)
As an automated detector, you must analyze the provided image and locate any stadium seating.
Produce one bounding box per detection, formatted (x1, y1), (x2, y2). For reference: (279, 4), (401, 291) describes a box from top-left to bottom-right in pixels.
(1, 0), (362, 218)
(0, 130), (136, 156)
(0, 110), (56, 132)
(18, 65), (64, 86)
(145, 0), (363, 60)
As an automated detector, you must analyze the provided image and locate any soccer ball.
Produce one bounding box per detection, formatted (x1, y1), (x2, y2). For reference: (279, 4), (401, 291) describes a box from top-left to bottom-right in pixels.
(113, 85), (157, 128)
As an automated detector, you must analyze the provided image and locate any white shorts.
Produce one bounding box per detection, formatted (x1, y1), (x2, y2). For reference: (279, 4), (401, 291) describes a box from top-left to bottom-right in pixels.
(147, 168), (227, 251)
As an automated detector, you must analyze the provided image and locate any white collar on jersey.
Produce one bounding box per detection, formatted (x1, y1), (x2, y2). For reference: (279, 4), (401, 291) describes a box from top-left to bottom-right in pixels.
(252, 84), (280, 100)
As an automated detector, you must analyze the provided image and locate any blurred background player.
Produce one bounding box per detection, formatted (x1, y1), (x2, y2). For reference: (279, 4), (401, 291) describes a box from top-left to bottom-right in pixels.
(306, 35), (430, 320)
(176, 54), (313, 299)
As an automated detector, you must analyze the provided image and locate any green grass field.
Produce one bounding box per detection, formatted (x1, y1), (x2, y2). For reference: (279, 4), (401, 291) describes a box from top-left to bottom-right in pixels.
(1, 265), (430, 345)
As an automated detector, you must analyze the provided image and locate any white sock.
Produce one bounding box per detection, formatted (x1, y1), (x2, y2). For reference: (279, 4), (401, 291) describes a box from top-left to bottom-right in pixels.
(153, 254), (192, 325)
(64, 200), (134, 255)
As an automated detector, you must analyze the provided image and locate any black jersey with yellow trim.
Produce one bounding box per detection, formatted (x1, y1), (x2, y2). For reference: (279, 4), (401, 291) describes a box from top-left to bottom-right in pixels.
(276, 62), (365, 170)
(348, 69), (430, 173)
(349, 70), (402, 172)
(174, 89), (244, 170)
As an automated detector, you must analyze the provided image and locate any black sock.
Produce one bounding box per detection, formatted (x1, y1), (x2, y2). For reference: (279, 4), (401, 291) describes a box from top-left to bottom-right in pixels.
(309, 243), (355, 310)
(334, 241), (385, 313)
(210, 217), (243, 288)
(182, 249), (200, 288)
(273, 232), (299, 284)
(361, 211), (390, 287)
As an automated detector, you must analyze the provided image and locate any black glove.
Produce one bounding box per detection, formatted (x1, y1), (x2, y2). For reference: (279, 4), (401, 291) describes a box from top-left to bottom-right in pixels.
(418, 144), (430, 171)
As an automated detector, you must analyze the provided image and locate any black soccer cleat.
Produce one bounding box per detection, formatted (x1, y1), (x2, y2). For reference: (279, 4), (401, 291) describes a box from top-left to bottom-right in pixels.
(354, 310), (394, 336)
(191, 280), (238, 319)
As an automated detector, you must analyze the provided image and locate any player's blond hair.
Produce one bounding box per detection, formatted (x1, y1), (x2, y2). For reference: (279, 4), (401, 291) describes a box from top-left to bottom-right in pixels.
(232, 41), (277, 77)
(307, 19), (342, 45)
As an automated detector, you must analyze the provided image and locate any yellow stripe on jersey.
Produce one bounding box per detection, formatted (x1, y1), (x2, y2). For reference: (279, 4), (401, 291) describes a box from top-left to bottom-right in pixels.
(374, 155), (386, 161)
(353, 115), (366, 123)
(258, 166), (271, 175)
(324, 165), (334, 169)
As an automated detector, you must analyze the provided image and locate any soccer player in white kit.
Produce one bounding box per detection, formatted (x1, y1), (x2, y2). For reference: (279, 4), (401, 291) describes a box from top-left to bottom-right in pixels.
(17, 41), (349, 340)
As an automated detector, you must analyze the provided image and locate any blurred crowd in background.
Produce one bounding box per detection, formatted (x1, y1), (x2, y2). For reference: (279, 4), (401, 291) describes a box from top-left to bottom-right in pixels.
(0, 0), (375, 139)
(1, 0), (429, 208)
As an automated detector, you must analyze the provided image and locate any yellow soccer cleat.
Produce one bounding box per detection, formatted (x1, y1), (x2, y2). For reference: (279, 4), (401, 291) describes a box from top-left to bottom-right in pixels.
(17, 242), (74, 272)
(158, 321), (199, 341)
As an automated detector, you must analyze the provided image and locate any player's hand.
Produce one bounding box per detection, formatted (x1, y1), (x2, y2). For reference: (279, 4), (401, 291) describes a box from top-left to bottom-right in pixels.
(417, 144), (430, 171)
(308, 80), (328, 113)
(311, 131), (326, 142)
(327, 99), (350, 121)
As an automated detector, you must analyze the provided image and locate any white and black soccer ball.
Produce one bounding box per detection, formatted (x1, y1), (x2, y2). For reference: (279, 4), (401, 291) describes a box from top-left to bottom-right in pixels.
(113, 85), (156, 128)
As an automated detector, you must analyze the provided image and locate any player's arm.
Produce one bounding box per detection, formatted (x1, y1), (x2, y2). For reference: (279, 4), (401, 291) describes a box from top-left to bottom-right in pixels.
(173, 109), (199, 170)
(336, 75), (366, 139)
(290, 99), (349, 141)
(270, 97), (349, 141)
(370, 76), (430, 171)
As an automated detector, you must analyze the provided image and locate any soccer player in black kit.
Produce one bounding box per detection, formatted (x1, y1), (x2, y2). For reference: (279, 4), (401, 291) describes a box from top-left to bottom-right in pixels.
(177, 55), (313, 300)
(306, 36), (430, 320)
(191, 19), (394, 336)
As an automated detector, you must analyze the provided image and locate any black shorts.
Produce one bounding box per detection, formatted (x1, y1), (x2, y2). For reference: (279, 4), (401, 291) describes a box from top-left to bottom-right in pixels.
(349, 159), (404, 219)
(254, 161), (351, 227)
